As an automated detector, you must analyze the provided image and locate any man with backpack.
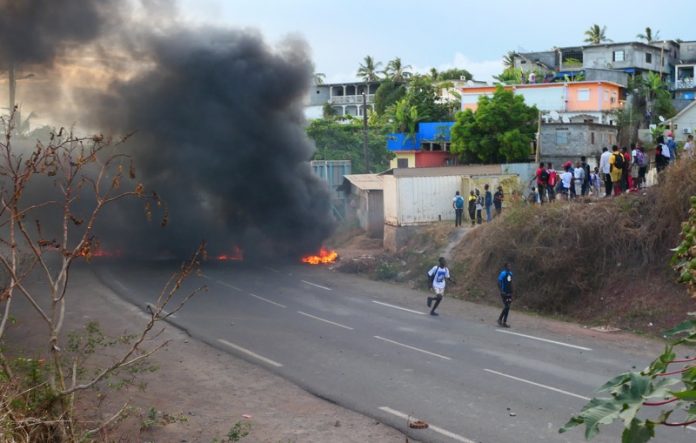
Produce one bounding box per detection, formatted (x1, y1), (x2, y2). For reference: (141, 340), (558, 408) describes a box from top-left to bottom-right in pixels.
(452, 191), (465, 227)
(609, 145), (624, 196)
(497, 263), (513, 328)
(427, 257), (455, 316)
(535, 162), (548, 204)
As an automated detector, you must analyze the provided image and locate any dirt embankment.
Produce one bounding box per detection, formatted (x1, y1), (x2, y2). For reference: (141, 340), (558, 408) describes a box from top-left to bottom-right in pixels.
(335, 158), (696, 335)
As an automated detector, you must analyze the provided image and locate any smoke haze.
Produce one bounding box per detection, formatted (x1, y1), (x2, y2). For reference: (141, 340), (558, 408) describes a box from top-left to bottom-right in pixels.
(1, 1), (335, 260)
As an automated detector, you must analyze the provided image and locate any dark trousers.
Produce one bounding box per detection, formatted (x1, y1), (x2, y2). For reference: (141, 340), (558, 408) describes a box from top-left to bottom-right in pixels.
(468, 208), (475, 226)
(547, 185), (555, 201)
(494, 206), (502, 217)
(537, 184), (546, 203)
(455, 208), (463, 226)
(498, 293), (512, 323)
(476, 209), (482, 224)
(604, 173), (612, 197)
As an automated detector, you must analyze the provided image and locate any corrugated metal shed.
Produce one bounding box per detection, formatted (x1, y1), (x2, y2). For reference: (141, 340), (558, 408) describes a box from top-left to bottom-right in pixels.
(343, 174), (383, 191)
(311, 160), (351, 200)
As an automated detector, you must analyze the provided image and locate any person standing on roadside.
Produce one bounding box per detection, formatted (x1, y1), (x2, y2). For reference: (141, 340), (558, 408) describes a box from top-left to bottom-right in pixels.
(580, 156), (591, 196)
(546, 163), (557, 201)
(609, 145), (624, 196)
(621, 146), (631, 191)
(484, 184), (493, 222)
(475, 189), (484, 224)
(452, 191), (465, 227)
(467, 190), (476, 226)
(573, 161), (585, 198)
(599, 146), (612, 197)
(535, 162), (548, 204)
(637, 144), (648, 188)
(684, 134), (694, 159)
(497, 263), (513, 328)
(427, 257), (455, 316)
(493, 186), (504, 217)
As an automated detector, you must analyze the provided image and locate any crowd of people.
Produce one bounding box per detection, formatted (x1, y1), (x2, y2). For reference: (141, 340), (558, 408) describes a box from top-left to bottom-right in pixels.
(452, 186), (504, 227)
(532, 134), (694, 203)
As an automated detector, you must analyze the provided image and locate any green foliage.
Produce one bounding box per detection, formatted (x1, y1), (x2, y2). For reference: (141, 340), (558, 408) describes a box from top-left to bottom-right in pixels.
(671, 195), (696, 297)
(451, 86), (538, 163)
(562, 197), (696, 441)
(212, 421), (252, 442)
(384, 57), (412, 83)
(436, 68), (472, 81)
(306, 117), (392, 173)
(584, 24), (611, 44)
(375, 262), (398, 280)
(493, 67), (523, 84)
(383, 76), (454, 128)
(357, 55), (382, 82)
(374, 79), (407, 116)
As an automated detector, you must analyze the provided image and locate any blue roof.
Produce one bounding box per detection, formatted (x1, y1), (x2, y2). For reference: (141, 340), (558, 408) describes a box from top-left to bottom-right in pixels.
(386, 122), (454, 151)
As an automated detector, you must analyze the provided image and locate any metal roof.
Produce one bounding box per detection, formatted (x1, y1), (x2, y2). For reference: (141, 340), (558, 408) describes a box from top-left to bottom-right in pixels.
(342, 174), (384, 191)
(380, 165), (501, 178)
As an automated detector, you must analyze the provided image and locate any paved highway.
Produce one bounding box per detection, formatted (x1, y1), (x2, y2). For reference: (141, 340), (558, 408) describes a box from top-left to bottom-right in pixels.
(95, 260), (695, 443)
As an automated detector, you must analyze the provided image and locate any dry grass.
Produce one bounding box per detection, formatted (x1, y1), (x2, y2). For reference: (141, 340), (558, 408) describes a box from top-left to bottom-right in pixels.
(451, 158), (696, 323)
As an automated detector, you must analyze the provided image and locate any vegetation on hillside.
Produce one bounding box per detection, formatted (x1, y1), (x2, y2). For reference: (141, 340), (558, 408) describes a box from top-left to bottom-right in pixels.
(451, 86), (538, 163)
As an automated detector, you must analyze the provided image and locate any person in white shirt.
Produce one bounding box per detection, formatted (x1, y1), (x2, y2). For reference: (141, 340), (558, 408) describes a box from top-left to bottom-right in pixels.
(573, 161), (585, 198)
(560, 165), (573, 200)
(426, 257), (455, 316)
(599, 147), (612, 197)
(684, 134), (694, 159)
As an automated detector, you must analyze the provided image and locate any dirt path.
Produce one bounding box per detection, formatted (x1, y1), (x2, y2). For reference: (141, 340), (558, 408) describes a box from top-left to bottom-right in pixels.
(440, 226), (472, 261)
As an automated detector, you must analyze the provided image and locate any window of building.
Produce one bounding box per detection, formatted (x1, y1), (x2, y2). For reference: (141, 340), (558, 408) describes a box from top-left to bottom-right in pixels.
(591, 132), (595, 144)
(556, 130), (569, 145)
(397, 158), (409, 168)
(613, 50), (625, 62)
(645, 53), (652, 64)
(577, 89), (590, 101)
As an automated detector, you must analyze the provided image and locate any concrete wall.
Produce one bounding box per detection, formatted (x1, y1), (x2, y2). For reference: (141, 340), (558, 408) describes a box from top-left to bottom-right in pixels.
(583, 44), (671, 75)
(307, 85), (330, 106)
(670, 105), (696, 142)
(680, 42), (696, 63)
(584, 68), (629, 87)
(540, 123), (617, 165)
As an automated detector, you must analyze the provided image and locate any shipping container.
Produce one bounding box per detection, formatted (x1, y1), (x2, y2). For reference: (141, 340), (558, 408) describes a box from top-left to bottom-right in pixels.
(311, 160), (351, 200)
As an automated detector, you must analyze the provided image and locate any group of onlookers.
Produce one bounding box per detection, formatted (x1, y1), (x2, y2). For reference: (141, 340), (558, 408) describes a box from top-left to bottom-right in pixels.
(452, 185), (504, 227)
(532, 134), (694, 202)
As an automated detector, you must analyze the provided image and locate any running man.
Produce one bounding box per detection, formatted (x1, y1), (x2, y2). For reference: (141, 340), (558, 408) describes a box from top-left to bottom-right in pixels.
(427, 257), (455, 316)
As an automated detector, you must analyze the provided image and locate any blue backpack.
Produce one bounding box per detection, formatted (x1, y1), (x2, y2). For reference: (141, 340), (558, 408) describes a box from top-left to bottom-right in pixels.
(455, 195), (464, 209)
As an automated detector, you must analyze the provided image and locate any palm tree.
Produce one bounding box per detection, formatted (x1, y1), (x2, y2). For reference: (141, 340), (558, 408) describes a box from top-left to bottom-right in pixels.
(502, 51), (516, 69)
(357, 55), (382, 82)
(636, 27), (660, 43)
(384, 57), (412, 83)
(313, 72), (326, 85)
(429, 67), (438, 81)
(584, 24), (611, 44)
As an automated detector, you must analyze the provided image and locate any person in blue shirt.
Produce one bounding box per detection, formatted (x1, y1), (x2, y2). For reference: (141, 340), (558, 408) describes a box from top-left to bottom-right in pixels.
(484, 184), (493, 222)
(497, 263), (513, 328)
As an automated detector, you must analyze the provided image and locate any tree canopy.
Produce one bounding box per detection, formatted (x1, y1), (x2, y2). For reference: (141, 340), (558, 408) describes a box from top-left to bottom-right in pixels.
(584, 24), (611, 44)
(451, 86), (538, 163)
(357, 55), (382, 82)
(306, 117), (392, 173)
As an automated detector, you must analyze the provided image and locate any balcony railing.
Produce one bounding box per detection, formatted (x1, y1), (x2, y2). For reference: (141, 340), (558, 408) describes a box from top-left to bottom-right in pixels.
(330, 94), (375, 105)
(675, 78), (695, 90)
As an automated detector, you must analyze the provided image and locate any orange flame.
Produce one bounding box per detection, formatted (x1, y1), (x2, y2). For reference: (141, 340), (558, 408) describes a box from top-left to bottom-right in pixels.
(301, 247), (338, 265)
(217, 246), (244, 261)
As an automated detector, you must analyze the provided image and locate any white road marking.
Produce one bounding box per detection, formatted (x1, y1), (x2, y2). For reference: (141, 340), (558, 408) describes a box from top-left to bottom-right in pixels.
(265, 266), (280, 273)
(374, 336), (451, 361)
(248, 293), (287, 308)
(297, 311), (354, 330)
(483, 369), (590, 401)
(217, 338), (283, 368)
(301, 280), (332, 291)
(216, 280), (242, 292)
(371, 300), (426, 316)
(378, 406), (476, 443)
(496, 329), (593, 351)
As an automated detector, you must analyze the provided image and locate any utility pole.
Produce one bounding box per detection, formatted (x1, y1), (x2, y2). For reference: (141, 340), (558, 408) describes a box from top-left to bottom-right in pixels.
(362, 90), (370, 173)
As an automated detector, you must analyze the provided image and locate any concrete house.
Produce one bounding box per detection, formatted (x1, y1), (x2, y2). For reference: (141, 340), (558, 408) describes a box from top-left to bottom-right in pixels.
(305, 81), (380, 118)
(665, 100), (696, 142)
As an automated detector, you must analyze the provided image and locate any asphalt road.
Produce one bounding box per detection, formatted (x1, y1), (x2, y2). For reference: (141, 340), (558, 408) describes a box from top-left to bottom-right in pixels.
(95, 260), (696, 443)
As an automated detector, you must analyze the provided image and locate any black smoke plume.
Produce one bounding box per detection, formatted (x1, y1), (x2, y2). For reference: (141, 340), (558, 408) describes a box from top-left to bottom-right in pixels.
(2, 2), (335, 260)
(0, 0), (119, 67)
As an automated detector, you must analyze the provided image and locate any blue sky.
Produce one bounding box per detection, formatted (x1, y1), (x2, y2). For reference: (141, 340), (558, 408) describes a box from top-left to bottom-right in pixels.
(179, 0), (694, 83)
